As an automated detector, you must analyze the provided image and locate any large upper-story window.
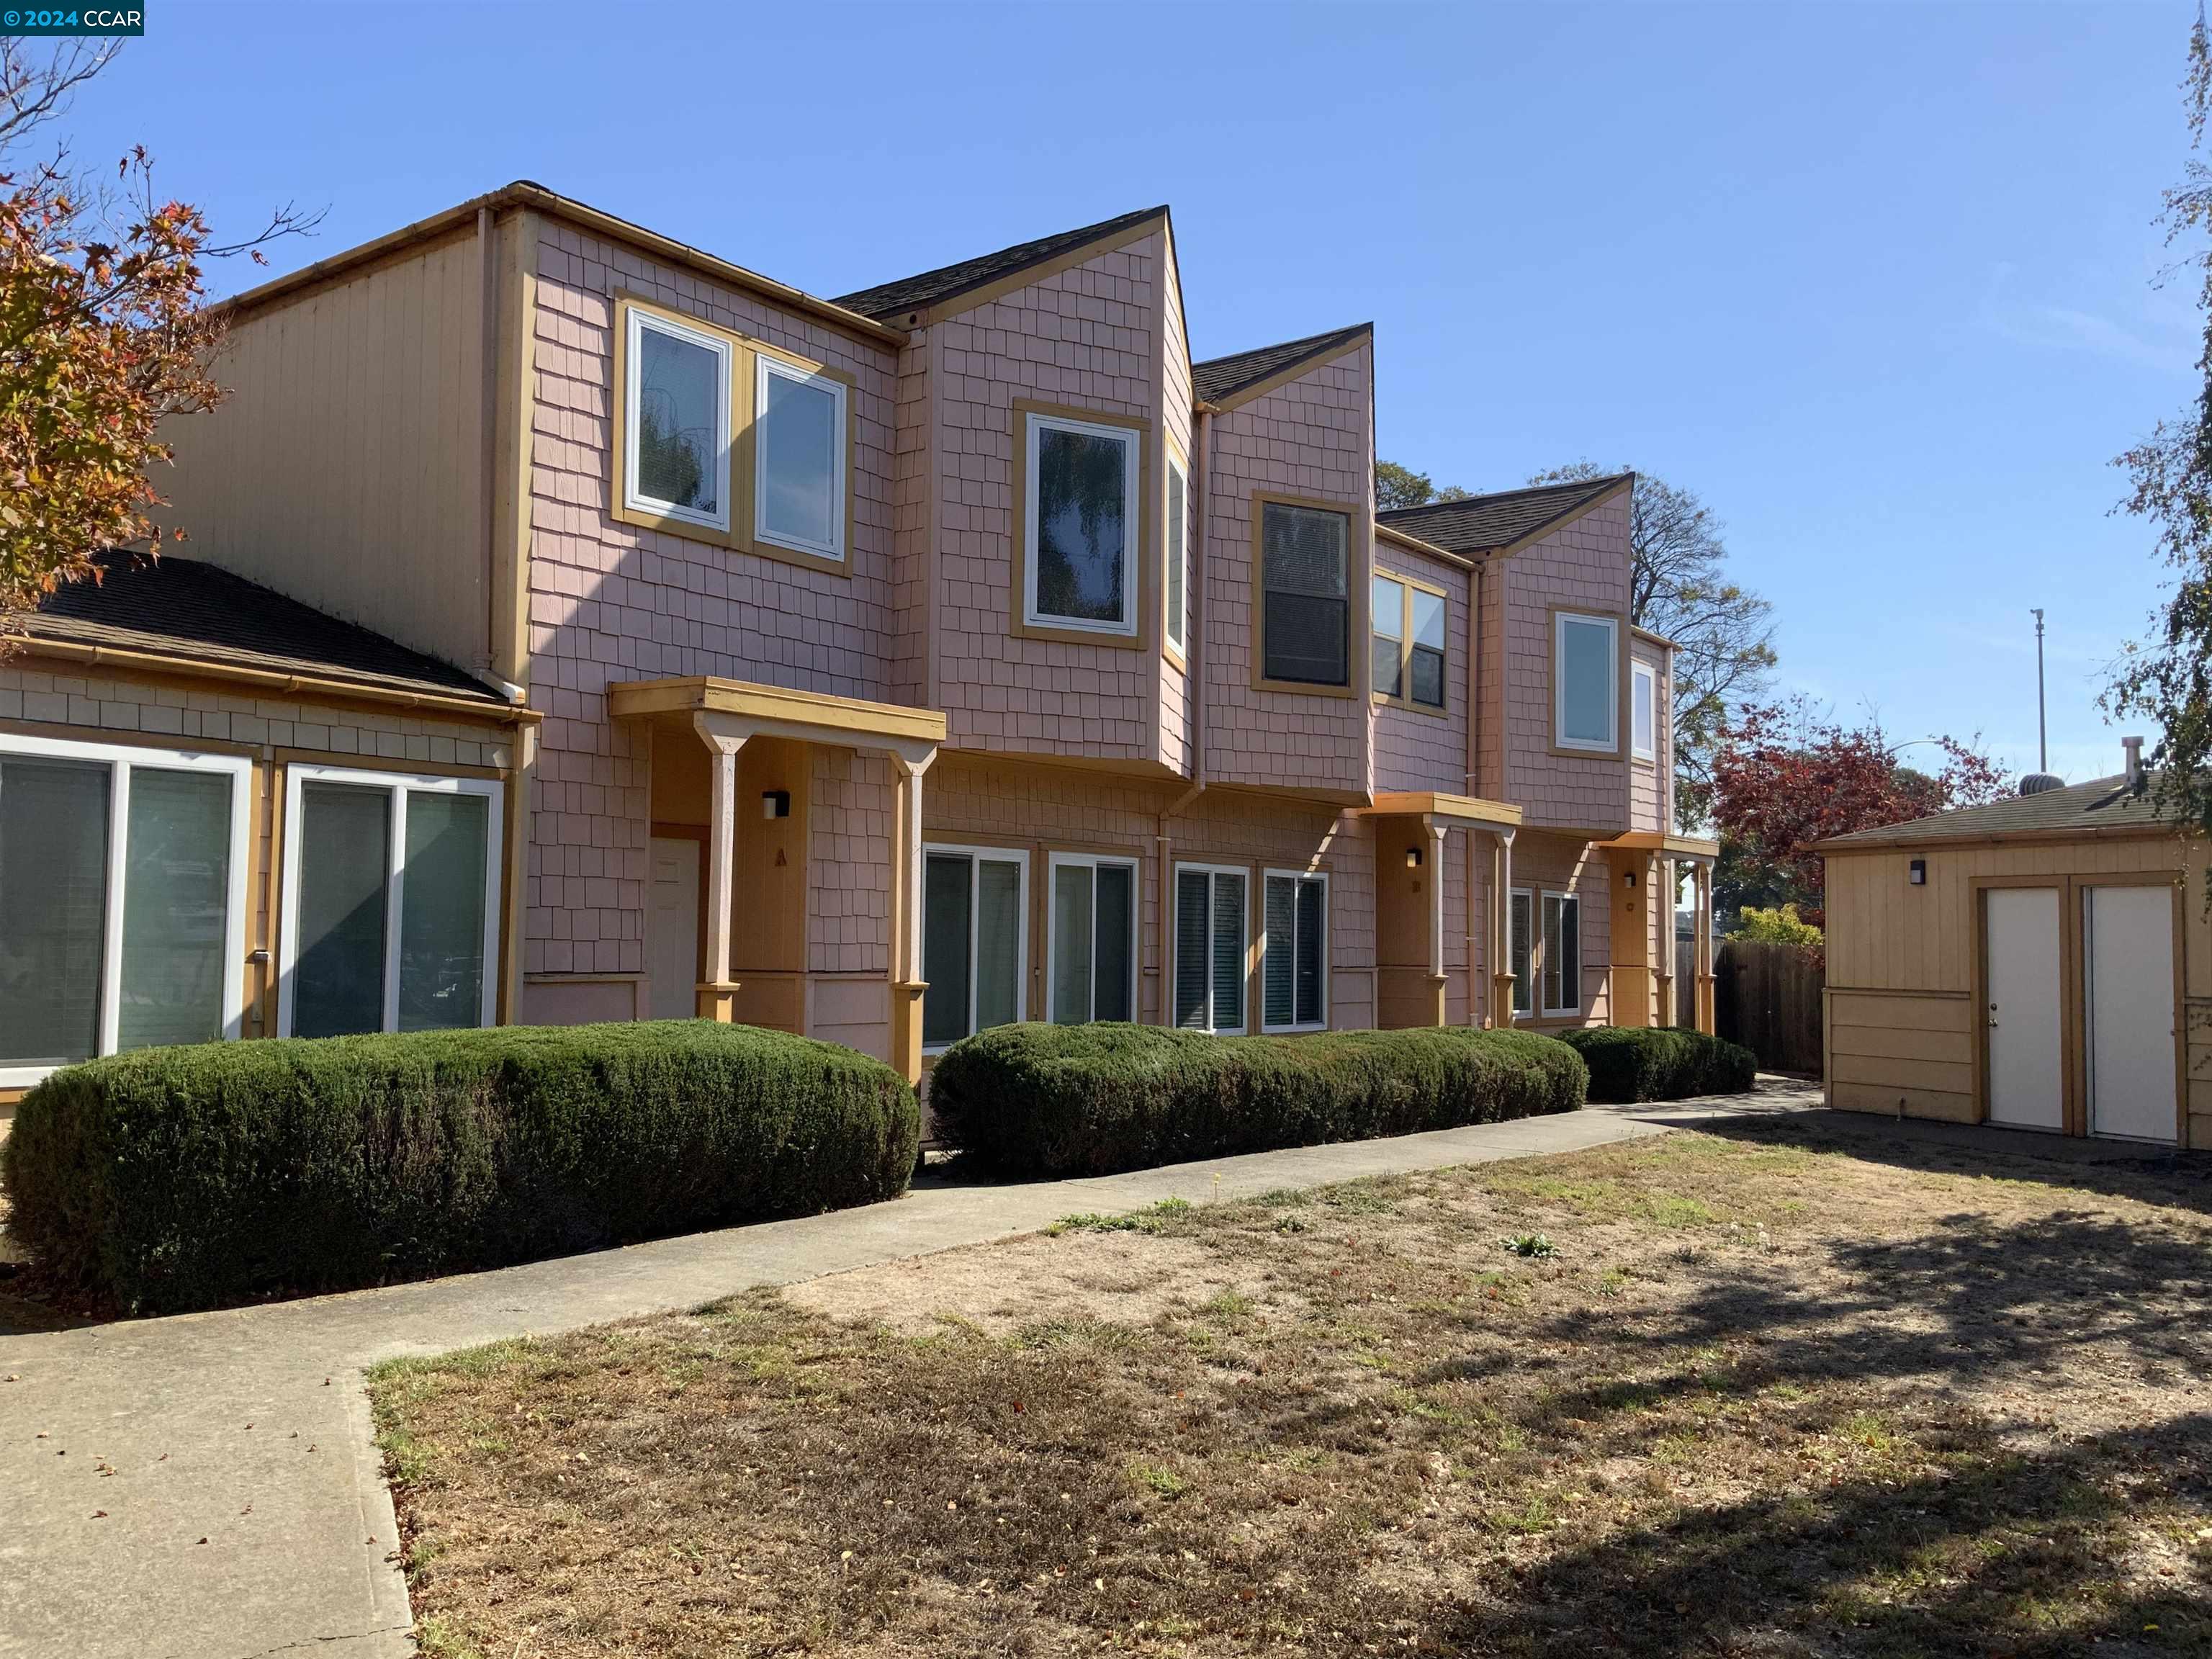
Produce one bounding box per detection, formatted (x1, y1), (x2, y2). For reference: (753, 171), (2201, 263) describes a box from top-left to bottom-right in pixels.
(279, 767), (503, 1038)
(1554, 611), (1619, 752)
(1166, 454), (1190, 658)
(922, 845), (1026, 1051)
(1259, 499), (1349, 688)
(624, 305), (731, 532)
(1023, 408), (1141, 637)
(0, 735), (252, 1087)
(1372, 572), (1447, 711)
(755, 354), (848, 562)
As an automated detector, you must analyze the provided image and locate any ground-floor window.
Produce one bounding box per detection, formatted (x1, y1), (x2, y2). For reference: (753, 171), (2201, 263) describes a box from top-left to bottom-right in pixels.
(0, 735), (253, 1085)
(279, 766), (503, 1039)
(1509, 887), (1533, 1017)
(1048, 853), (1136, 1025)
(922, 843), (1026, 1050)
(1174, 863), (1248, 1035)
(1541, 890), (1582, 1017)
(1262, 869), (1328, 1032)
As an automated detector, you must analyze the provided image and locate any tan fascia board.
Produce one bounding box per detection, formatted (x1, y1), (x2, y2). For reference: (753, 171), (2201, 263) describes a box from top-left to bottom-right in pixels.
(1815, 822), (2183, 855)
(1630, 624), (1676, 650)
(1604, 830), (1719, 859)
(216, 182), (909, 350)
(6, 634), (536, 724)
(606, 675), (947, 745)
(1364, 790), (1522, 830)
(1374, 521), (1474, 572)
(881, 210), (1174, 331)
(1205, 326), (1375, 416)
(1161, 210), (1195, 386)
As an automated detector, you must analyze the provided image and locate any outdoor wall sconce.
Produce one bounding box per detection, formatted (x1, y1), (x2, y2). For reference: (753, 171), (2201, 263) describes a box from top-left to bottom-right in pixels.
(1405, 846), (1423, 869)
(761, 790), (791, 820)
(1623, 871), (1638, 889)
(1909, 858), (1925, 886)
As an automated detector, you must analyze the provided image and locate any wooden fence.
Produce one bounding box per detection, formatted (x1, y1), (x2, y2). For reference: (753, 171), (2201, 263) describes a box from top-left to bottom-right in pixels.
(1714, 940), (1825, 1076)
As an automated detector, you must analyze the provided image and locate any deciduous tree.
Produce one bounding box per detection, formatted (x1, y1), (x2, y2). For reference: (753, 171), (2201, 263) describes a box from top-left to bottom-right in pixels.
(1373, 457), (1470, 511)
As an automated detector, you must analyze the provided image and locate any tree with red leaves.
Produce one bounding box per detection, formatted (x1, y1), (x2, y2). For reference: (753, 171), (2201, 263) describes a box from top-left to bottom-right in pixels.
(1713, 699), (2010, 926)
(0, 40), (315, 624)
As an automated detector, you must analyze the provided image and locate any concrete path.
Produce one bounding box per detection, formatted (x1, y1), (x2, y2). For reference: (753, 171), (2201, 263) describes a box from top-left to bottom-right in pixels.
(0, 1092), (1803, 1659)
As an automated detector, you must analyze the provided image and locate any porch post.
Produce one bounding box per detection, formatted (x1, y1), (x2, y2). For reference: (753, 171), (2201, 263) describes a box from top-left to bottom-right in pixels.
(1655, 855), (1677, 1027)
(1425, 816), (1449, 1027)
(888, 748), (935, 1085)
(1490, 828), (1516, 1026)
(1694, 860), (1717, 1034)
(693, 714), (746, 1021)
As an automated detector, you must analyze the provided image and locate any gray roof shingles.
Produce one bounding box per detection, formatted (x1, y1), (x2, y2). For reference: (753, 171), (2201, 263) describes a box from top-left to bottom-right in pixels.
(1190, 324), (1371, 407)
(19, 552), (501, 703)
(1377, 474), (1632, 556)
(832, 205), (1166, 322)
(1818, 774), (2172, 848)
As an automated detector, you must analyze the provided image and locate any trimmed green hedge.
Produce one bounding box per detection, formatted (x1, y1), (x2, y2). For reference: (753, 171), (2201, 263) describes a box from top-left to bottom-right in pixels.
(1553, 1026), (1758, 1104)
(928, 1022), (1588, 1178)
(0, 1021), (919, 1313)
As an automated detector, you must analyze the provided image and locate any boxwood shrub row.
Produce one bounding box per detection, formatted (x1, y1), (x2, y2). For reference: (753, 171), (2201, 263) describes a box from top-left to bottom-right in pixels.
(0, 1021), (920, 1314)
(928, 1022), (1589, 1177)
(1553, 1026), (1758, 1104)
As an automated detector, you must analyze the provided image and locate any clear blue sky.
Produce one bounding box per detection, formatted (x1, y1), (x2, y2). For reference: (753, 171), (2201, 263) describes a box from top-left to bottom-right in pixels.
(65, 1), (2198, 784)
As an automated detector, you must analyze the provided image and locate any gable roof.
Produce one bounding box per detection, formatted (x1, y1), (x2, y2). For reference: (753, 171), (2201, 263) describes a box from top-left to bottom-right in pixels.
(832, 204), (1168, 323)
(1817, 774), (2175, 850)
(1377, 473), (1632, 557)
(1191, 324), (1372, 409)
(16, 552), (503, 706)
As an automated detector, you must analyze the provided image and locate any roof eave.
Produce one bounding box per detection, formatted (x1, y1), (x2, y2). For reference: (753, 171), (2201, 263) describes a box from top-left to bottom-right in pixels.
(854, 206), (1173, 331)
(1199, 324), (1374, 415)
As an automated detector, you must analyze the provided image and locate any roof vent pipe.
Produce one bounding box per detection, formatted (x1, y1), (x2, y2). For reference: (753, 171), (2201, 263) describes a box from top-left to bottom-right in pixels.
(2123, 735), (2144, 791)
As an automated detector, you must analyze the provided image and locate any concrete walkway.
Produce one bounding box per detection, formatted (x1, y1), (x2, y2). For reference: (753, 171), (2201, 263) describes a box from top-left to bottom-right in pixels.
(0, 1092), (1807, 1659)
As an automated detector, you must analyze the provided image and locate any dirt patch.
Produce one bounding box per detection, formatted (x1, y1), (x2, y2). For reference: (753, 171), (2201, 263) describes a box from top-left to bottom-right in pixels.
(371, 1123), (2212, 1658)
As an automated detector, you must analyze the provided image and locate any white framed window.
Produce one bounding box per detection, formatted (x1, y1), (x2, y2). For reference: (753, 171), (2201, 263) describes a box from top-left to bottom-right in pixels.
(624, 305), (732, 532)
(1173, 863), (1248, 1035)
(1372, 575), (1405, 700)
(754, 353), (847, 562)
(1554, 611), (1619, 752)
(922, 843), (1028, 1051)
(1047, 853), (1138, 1025)
(1166, 454), (1190, 656)
(1632, 660), (1657, 762)
(279, 766), (504, 1040)
(1259, 499), (1350, 685)
(1025, 410), (1140, 635)
(0, 734), (253, 1087)
(1541, 890), (1582, 1017)
(1408, 586), (1446, 710)
(1262, 869), (1329, 1033)
(1509, 886), (1533, 1018)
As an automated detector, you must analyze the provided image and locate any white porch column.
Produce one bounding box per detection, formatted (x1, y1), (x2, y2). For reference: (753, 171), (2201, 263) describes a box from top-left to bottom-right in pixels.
(1490, 827), (1516, 1026)
(692, 713), (747, 1020)
(885, 745), (937, 1084)
(1426, 816), (1448, 981)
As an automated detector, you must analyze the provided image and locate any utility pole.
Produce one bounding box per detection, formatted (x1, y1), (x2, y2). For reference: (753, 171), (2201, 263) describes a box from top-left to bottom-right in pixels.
(2032, 608), (2047, 773)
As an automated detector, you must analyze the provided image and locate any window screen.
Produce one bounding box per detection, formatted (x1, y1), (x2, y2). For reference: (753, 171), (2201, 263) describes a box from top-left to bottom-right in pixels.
(1410, 587), (1446, 709)
(1094, 863), (1133, 1022)
(1543, 892), (1581, 1015)
(0, 757), (109, 1067)
(117, 768), (231, 1051)
(1509, 889), (1533, 1017)
(924, 850), (1022, 1046)
(757, 359), (842, 557)
(1051, 863), (1094, 1026)
(1371, 575), (1404, 701)
(1175, 868), (1246, 1033)
(1211, 873), (1246, 1033)
(1033, 420), (1132, 628)
(1261, 502), (1349, 685)
(1263, 873), (1327, 1030)
(295, 783), (391, 1039)
(397, 790), (489, 1032)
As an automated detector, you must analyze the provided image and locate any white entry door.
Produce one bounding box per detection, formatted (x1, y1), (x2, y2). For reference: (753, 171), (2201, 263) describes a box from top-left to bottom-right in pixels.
(649, 835), (702, 1020)
(1984, 886), (2064, 1130)
(2085, 884), (2178, 1143)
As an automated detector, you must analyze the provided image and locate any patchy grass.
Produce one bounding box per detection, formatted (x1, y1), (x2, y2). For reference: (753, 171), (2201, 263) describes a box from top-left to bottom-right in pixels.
(369, 1124), (2212, 1657)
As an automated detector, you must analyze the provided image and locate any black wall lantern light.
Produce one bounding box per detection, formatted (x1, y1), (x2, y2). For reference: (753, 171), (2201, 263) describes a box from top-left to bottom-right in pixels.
(1405, 845), (1423, 870)
(1908, 858), (1925, 886)
(761, 790), (791, 820)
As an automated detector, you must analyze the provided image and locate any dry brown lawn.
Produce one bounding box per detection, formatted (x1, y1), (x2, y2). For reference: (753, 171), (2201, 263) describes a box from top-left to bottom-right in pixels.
(369, 1120), (2212, 1658)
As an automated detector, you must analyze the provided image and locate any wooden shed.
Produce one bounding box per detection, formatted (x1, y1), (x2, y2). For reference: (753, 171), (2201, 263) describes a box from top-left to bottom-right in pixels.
(1818, 758), (2209, 1148)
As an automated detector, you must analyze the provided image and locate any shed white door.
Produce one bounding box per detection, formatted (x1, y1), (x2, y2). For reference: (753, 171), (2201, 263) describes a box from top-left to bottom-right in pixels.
(649, 836), (702, 1020)
(2084, 884), (2178, 1143)
(1984, 886), (2064, 1130)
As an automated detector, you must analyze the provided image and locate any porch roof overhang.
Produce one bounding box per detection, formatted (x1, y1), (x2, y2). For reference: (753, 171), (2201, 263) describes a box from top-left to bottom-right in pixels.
(1363, 790), (1523, 830)
(607, 676), (945, 764)
(1602, 830), (1721, 862)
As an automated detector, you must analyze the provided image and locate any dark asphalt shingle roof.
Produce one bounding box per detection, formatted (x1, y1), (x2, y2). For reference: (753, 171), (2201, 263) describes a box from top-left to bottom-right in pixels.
(20, 552), (502, 703)
(1818, 774), (2172, 848)
(832, 205), (1166, 322)
(1377, 474), (1632, 556)
(1190, 324), (1372, 407)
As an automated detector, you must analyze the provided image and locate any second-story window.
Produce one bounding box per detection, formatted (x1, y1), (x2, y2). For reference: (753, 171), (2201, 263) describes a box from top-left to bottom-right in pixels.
(1632, 660), (1658, 762)
(624, 306), (731, 532)
(1166, 455), (1189, 657)
(1372, 575), (1405, 698)
(1025, 411), (1139, 636)
(1259, 500), (1349, 687)
(1554, 611), (1619, 752)
(1372, 574), (1447, 711)
(755, 355), (847, 562)
(1408, 587), (1446, 709)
